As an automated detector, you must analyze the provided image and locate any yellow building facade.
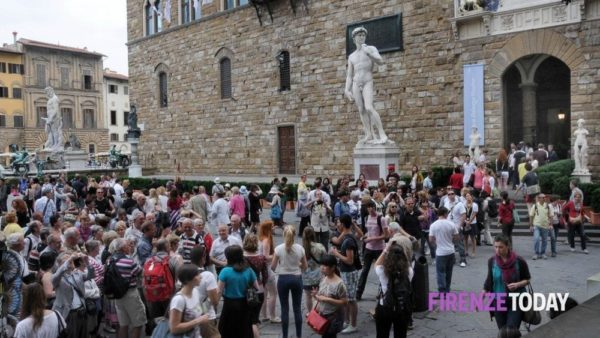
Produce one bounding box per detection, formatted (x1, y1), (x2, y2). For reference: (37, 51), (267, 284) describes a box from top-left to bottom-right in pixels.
(0, 46), (25, 156)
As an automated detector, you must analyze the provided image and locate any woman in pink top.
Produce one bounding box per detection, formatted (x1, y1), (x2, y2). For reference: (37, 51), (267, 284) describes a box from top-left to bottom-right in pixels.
(473, 164), (485, 191)
(229, 186), (246, 222)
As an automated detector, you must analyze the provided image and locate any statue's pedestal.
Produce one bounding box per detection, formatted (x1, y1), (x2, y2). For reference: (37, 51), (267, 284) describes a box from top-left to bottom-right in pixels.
(63, 150), (88, 170)
(128, 132), (142, 178)
(36, 149), (65, 170)
(353, 143), (400, 184)
(572, 171), (592, 183)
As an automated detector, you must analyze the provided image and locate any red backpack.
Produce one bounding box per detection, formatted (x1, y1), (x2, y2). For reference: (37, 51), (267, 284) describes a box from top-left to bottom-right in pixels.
(143, 255), (174, 302)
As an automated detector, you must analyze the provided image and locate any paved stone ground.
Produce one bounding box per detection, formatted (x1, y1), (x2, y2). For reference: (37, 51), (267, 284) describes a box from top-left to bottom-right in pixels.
(254, 211), (599, 338)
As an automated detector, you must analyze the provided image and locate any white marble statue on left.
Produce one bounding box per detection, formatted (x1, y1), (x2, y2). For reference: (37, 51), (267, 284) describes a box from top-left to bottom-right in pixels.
(43, 86), (64, 152)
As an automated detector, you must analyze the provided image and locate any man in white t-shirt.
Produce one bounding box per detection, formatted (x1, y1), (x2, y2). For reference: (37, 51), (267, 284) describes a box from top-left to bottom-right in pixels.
(462, 156), (476, 187)
(429, 207), (459, 293)
(442, 190), (467, 267)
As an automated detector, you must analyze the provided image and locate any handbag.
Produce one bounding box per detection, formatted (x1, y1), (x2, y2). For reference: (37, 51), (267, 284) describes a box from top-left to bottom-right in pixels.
(521, 283), (541, 325)
(53, 310), (67, 338)
(306, 302), (330, 335)
(270, 203), (282, 219)
(85, 298), (98, 315)
(526, 184), (540, 195)
(246, 283), (261, 308)
(512, 208), (520, 224)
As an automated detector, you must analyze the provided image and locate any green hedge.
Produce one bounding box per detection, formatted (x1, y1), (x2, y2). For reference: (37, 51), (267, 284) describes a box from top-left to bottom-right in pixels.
(579, 182), (600, 206)
(431, 167), (454, 188)
(125, 177), (297, 200)
(538, 171), (562, 194)
(536, 159), (574, 177)
(591, 188), (600, 213)
(552, 176), (572, 200)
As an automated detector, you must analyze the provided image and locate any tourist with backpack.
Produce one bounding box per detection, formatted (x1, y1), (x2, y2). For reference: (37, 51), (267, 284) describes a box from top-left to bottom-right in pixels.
(167, 264), (211, 338)
(330, 214), (362, 334)
(143, 239), (177, 321)
(106, 238), (146, 338)
(373, 241), (413, 338)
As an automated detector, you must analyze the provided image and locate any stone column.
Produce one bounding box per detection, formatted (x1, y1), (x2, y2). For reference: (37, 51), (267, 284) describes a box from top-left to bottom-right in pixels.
(519, 81), (538, 144)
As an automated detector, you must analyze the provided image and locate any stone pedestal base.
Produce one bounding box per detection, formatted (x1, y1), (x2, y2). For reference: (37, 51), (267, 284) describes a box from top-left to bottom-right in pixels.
(572, 172), (592, 183)
(353, 143), (400, 185)
(587, 272), (600, 300)
(63, 150), (89, 170)
(36, 149), (65, 170)
(128, 165), (142, 178)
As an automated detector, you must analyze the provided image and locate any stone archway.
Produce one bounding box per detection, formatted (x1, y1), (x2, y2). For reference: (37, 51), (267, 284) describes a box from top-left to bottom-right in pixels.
(488, 30), (585, 151)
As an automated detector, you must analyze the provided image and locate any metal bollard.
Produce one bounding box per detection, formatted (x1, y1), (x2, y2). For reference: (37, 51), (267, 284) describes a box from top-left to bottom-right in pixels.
(412, 255), (429, 312)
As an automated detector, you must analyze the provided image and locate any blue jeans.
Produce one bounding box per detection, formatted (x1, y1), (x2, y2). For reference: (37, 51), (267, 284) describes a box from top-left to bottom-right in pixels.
(549, 224), (557, 254)
(421, 231), (436, 259)
(453, 232), (466, 261)
(277, 274), (303, 338)
(435, 254), (455, 293)
(534, 227), (549, 255)
(494, 298), (523, 330)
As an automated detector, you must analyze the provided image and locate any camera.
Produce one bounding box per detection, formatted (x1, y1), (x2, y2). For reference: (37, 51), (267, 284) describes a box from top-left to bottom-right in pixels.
(73, 257), (82, 268)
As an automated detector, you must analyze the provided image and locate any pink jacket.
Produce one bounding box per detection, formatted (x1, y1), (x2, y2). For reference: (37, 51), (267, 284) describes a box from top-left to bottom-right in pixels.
(229, 195), (246, 219)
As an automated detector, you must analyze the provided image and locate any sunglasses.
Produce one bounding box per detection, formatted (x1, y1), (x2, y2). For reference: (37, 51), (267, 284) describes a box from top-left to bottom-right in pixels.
(448, 193), (455, 195)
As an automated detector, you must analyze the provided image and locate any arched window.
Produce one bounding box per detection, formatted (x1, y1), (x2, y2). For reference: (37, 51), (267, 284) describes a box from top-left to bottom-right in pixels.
(181, 0), (200, 23)
(220, 57), (232, 99)
(277, 51), (290, 91)
(159, 72), (168, 107)
(145, 0), (163, 36)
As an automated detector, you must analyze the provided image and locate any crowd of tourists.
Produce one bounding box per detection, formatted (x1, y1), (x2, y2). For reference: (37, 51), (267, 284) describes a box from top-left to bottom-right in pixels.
(0, 140), (591, 338)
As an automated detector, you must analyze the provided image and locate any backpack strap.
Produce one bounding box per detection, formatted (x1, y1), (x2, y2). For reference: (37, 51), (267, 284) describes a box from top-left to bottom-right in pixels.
(376, 215), (383, 234)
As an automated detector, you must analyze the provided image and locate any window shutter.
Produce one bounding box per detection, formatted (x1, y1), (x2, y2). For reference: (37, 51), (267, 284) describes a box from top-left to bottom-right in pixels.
(278, 51), (291, 91)
(159, 72), (168, 107)
(220, 58), (232, 99)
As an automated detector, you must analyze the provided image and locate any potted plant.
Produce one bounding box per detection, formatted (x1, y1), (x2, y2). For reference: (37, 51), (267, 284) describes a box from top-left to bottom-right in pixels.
(591, 188), (600, 225)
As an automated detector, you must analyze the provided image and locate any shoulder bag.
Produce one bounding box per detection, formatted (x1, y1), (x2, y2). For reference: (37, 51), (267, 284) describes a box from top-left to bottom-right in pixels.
(307, 301), (330, 335)
(521, 283), (541, 326)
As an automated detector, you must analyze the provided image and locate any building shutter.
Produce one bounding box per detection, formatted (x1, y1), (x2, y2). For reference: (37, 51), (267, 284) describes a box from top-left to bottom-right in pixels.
(220, 58), (232, 99)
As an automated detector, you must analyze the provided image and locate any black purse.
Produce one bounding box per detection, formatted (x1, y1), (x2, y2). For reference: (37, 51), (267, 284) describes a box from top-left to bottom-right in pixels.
(85, 298), (98, 315)
(521, 283), (541, 326)
(246, 283), (261, 308)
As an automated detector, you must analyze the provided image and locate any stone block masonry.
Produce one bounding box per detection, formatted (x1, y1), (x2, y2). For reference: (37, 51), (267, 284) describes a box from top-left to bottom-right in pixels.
(127, 0), (600, 178)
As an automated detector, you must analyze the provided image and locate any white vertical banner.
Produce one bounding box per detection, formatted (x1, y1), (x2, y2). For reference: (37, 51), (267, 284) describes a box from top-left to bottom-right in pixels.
(164, 0), (171, 23)
(463, 64), (485, 146)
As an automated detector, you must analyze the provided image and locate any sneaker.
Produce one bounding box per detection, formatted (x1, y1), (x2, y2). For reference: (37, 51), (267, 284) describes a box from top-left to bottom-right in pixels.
(570, 248), (576, 252)
(460, 261), (467, 267)
(104, 327), (116, 334)
(542, 255), (548, 260)
(584, 249), (589, 254)
(532, 255), (538, 260)
(270, 317), (282, 324)
(551, 252), (557, 257)
(356, 294), (362, 301)
(341, 325), (358, 334)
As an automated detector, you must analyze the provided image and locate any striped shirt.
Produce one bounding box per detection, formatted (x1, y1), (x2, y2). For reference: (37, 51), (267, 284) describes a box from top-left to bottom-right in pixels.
(89, 256), (105, 287)
(115, 254), (142, 288)
(179, 231), (203, 264)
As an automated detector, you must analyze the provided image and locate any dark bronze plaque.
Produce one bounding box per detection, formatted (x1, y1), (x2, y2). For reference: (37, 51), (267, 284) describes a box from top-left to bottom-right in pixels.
(346, 14), (403, 57)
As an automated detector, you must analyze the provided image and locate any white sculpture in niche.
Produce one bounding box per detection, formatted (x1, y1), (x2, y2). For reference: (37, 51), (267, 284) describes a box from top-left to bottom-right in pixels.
(345, 27), (391, 146)
(573, 118), (589, 174)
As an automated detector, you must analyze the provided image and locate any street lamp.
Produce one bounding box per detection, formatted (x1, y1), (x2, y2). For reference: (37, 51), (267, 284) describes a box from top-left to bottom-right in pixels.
(557, 112), (566, 121)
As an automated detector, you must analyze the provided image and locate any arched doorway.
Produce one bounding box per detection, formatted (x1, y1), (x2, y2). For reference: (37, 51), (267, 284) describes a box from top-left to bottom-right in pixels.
(503, 55), (571, 157)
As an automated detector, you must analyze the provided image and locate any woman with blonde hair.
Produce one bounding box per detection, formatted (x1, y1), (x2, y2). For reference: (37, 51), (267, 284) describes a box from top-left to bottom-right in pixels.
(148, 188), (162, 212)
(258, 221), (280, 323)
(114, 221), (127, 238)
(272, 225), (307, 338)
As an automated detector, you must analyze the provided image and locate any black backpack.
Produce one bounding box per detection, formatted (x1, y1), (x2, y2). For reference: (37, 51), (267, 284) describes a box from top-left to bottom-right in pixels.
(104, 255), (130, 299)
(380, 273), (412, 313)
(487, 198), (499, 218)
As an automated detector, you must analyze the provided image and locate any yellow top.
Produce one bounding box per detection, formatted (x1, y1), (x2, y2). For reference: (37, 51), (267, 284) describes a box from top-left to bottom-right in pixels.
(3, 223), (23, 236)
(529, 203), (551, 229)
(518, 162), (528, 182)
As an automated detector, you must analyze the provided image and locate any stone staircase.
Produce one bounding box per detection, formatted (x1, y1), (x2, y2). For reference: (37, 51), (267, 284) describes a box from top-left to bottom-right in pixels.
(509, 200), (600, 243)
